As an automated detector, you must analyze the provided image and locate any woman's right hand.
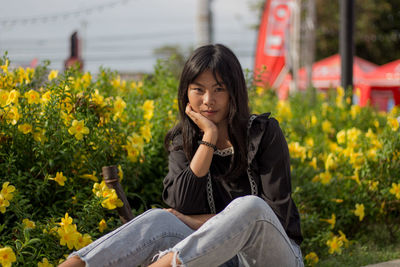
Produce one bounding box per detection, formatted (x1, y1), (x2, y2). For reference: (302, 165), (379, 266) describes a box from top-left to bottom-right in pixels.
(185, 103), (218, 139)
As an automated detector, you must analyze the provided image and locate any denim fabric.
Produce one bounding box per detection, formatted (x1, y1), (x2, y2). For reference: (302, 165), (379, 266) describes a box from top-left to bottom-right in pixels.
(70, 196), (303, 266)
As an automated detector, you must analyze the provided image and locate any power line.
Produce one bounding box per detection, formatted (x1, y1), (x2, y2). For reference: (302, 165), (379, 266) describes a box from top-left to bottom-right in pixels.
(0, 0), (133, 27)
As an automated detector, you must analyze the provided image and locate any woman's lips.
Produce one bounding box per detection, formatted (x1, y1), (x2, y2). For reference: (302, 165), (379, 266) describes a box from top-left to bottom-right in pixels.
(202, 110), (217, 116)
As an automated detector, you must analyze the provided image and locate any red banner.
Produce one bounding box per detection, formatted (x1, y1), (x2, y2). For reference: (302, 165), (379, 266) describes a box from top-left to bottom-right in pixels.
(254, 0), (294, 88)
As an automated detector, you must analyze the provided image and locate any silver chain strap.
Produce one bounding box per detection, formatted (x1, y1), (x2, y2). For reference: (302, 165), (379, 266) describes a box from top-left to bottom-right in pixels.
(206, 115), (258, 213)
(247, 114), (258, 196)
(206, 172), (216, 214)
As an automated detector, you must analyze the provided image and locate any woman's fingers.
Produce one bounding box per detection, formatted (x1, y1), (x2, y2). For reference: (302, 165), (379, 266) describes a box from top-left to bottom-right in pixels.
(185, 103), (217, 134)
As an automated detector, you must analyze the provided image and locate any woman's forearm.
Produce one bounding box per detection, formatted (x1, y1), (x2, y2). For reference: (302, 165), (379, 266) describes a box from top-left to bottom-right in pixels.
(185, 213), (216, 230)
(189, 130), (217, 177)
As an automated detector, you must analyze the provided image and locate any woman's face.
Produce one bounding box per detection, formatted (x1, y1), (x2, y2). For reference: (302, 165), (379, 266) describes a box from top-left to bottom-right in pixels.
(187, 70), (230, 127)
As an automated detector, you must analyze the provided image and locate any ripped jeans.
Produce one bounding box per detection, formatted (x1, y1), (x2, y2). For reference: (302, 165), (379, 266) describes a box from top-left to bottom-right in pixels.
(69, 195), (304, 267)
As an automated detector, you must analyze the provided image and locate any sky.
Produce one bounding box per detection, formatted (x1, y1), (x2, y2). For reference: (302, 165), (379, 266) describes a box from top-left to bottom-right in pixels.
(0, 0), (259, 74)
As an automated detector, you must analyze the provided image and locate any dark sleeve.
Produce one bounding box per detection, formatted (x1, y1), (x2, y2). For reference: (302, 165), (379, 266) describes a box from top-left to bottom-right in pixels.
(256, 118), (303, 245)
(162, 137), (209, 214)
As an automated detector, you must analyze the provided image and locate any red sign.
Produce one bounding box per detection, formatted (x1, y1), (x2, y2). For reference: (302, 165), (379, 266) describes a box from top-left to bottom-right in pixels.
(254, 0), (295, 88)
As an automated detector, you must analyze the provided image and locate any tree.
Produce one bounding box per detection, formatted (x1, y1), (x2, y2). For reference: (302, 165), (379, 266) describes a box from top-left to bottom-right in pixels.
(251, 0), (400, 65)
(315, 0), (400, 64)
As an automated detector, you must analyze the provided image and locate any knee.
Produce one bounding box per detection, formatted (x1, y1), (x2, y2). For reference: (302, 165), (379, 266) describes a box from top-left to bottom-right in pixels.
(142, 208), (176, 223)
(230, 195), (272, 218)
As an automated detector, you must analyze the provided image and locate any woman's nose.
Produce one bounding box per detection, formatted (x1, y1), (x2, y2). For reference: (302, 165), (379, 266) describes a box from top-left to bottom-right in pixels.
(203, 91), (215, 106)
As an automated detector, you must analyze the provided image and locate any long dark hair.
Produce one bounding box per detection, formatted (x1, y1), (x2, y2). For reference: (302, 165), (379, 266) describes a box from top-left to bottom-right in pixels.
(165, 44), (250, 181)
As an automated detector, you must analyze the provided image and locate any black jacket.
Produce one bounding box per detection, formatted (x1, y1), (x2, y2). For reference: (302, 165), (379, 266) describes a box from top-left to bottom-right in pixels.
(163, 113), (303, 245)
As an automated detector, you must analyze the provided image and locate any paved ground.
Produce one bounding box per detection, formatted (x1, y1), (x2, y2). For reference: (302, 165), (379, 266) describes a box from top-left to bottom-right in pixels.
(363, 259), (400, 267)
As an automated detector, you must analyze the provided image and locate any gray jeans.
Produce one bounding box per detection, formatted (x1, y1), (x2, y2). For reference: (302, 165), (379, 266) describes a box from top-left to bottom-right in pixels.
(70, 195), (303, 267)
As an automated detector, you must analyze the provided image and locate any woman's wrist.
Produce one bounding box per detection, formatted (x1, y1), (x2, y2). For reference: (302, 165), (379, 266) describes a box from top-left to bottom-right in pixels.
(202, 128), (218, 145)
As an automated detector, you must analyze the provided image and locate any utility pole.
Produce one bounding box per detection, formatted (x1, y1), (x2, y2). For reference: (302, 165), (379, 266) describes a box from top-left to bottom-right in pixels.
(305, 0), (316, 89)
(340, 0), (354, 93)
(196, 0), (213, 47)
(290, 0), (301, 93)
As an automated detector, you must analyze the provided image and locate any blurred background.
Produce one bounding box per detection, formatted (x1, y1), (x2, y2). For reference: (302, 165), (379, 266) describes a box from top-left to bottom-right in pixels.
(0, 0), (258, 74)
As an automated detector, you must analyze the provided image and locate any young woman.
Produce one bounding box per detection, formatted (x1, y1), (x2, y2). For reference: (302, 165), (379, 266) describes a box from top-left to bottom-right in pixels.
(60, 44), (303, 267)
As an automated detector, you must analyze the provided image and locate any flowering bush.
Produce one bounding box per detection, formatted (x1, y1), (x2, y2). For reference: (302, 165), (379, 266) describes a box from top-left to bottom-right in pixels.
(0, 53), (399, 265)
(250, 86), (400, 265)
(0, 55), (178, 265)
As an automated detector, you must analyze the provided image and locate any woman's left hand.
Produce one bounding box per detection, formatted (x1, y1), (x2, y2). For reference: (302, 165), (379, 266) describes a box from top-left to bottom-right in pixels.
(165, 208), (214, 230)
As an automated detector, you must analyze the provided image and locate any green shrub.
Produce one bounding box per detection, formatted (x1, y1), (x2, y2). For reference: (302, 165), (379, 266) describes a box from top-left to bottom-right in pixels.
(0, 54), (399, 266)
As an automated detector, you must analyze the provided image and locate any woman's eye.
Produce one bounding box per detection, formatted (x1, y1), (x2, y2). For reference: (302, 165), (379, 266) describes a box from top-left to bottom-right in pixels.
(215, 87), (225, 92)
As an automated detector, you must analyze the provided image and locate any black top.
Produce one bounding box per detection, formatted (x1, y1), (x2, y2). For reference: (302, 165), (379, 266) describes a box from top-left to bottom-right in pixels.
(163, 113), (303, 245)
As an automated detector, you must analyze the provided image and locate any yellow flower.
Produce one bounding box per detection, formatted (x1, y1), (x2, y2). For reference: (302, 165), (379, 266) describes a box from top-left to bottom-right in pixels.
(101, 190), (123, 210)
(320, 214), (336, 229)
(0, 182), (15, 213)
(113, 96), (126, 120)
(142, 100), (155, 121)
(0, 90), (9, 107)
(304, 252), (319, 266)
(91, 89), (105, 107)
(256, 86), (264, 96)
(18, 123), (33, 134)
(322, 120), (333, 134)
(310, 115), (317, 126)
(80, 171), (98, 182)
(23, 218), (36, 229)
(118, 165), (123, 181)
(68, 120), (90, 140)
(33, 128), (48, 143)
(1, 182), (16, 200)
(336, 86), (345, 108)
(326, 235), (343, 254)
(6, 89), (20, 105)
(4, 106), (20, 125)
(373, 119), (380, 129)
(367, 180), (379, 192)
(59, 213), (73, 228)
(48, 70), (59, 81)
(49, 172), (67, 186)
(387, 117), (399, 131)
(331, 198), (343, 203)
(81, 72), (92, 88)
(98, 219), (107, 233)
(93, 181), (124, 210)
(305, 137), (314, 148)
(324, 153), (337, 171)
(38, 257), (54, 267)
(0, 194), (10, 213)
(338, 230), (350, 247)
(328, 141), (341, 153)
(347, 128), (362, 145)
(389, 183), (400, 199)
(0, 246), (17, 267)
(140, 123), (152, 143)
(354, 203), (365, 221)
(288, 142), (307, 162)
(57, 224), (80, 250)
(276, 100), (292, 120)
(350, 105), (360, 119)
(24, 89), (41, 105)
(125, 133), (144, 162)
(0, 59), (9, 73)
(172, 98), (178, 111)
(355, 87), (361, 97)
(319, 172), (332, 185)
(41, 91), (52, 104)
(308, 157), (317, 170)
(75, 233), (92, 250)
(365, 128), (376, 140)
(350, 169), (361, 185)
